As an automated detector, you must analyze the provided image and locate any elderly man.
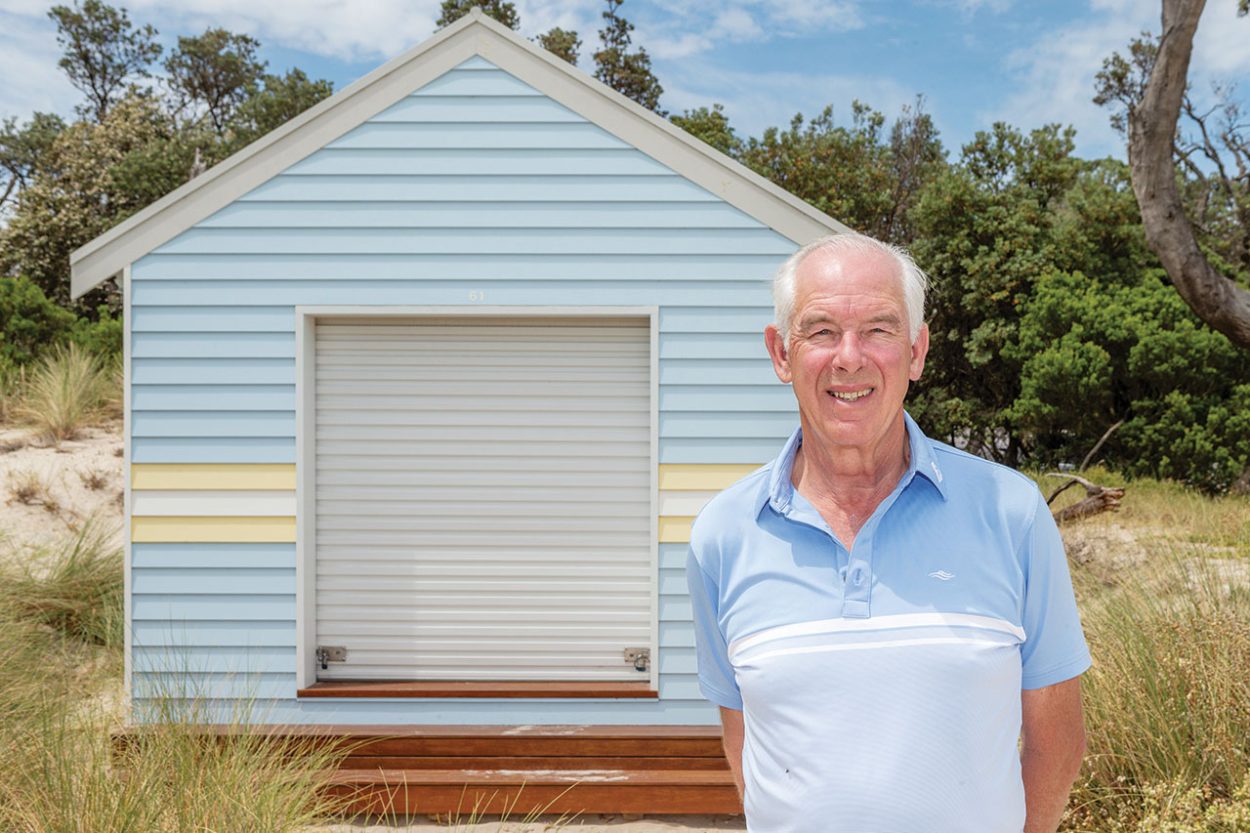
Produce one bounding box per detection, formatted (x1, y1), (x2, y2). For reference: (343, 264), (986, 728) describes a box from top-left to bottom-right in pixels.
(686, 232), (1091, 833)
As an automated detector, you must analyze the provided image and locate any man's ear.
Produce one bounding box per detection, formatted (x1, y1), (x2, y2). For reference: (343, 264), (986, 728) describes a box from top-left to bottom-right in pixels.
(764, 325), (792, 384)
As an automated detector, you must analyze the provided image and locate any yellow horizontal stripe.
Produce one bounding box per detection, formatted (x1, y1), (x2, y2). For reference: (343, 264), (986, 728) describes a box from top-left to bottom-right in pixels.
(132, 516), (296, 543)
(658, 463), (760, 491)
(658, 516), (695, 544)
(132, 464), (296, 491)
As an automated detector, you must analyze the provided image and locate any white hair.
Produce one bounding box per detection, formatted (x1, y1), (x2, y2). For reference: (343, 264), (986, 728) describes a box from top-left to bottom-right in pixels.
(772, 232), (930, 348)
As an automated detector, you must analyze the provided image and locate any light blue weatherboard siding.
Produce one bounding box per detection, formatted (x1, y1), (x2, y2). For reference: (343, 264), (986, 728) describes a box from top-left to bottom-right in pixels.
(130, 56), (803, 723)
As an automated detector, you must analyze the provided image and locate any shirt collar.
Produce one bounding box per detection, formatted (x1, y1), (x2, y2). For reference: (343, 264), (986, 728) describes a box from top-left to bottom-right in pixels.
(757, 410), (949, 514)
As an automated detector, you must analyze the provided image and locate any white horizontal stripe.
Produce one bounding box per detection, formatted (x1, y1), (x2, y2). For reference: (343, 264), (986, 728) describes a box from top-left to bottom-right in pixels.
(728, 613), (1026, 661)
(131, 490), (296, 517)
(658, 490), (717, 516)
(742, 636), (1016, 666)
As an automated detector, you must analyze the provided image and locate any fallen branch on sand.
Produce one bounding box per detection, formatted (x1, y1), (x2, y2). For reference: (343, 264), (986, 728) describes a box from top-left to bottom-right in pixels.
(1045, 473), (1126, 523)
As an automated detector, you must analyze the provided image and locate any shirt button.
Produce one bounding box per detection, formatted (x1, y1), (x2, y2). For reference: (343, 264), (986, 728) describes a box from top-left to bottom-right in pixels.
(851, 568), (865, 586)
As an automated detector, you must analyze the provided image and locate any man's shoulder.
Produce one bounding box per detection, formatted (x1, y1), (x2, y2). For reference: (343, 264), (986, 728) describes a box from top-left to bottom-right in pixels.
(926, 438), (1045, 515)
(688, 463), (773, 552)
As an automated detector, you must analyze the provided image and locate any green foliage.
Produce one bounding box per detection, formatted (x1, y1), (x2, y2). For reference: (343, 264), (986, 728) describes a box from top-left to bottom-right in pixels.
(68, 309), (122, 363)
(47, 0), (162, 123)
(537, 27), (582, 65)
(0, 277), (77, 368)
(164, 28), (266, 133)
(739, 99), (944, 243)
(436, 0), (519, 29)
(670, 104), (744, 157)
(0, 113), (66, 215)
(907, 123), (1083, 463)
(593, 0), (664, 113)
(224, 68), (334, 153)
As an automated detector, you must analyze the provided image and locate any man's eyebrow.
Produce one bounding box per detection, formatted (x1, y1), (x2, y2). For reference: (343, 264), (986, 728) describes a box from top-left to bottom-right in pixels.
(866, 313), (903, 327)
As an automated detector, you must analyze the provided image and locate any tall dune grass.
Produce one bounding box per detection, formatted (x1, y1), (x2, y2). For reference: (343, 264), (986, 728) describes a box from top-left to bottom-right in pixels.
(1066, 547), (1250, 831)
(13, 342), (116, 442)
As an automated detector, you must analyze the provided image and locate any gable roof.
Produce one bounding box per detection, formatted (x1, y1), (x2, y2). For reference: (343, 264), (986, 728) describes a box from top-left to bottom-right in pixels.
(70, 9), (849, 299)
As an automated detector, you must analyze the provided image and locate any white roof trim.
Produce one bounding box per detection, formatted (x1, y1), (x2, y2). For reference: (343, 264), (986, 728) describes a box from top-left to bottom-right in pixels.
(70, 9), (850, 299)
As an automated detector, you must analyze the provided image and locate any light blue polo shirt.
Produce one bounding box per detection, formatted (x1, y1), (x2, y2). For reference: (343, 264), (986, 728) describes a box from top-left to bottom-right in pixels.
(686, 412), (1092, 833)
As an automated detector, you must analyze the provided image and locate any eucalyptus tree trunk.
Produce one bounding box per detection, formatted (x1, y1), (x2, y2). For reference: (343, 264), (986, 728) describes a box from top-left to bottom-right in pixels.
(1129, 0), (1250, 349)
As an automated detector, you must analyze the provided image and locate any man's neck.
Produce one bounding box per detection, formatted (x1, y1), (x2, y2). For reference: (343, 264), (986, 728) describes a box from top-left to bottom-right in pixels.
(790, 415), (911, 522)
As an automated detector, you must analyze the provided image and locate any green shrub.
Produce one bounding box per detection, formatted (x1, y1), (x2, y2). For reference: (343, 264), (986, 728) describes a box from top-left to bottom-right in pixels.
(0, 276), (76, 369)
(68, 310), (123, 364)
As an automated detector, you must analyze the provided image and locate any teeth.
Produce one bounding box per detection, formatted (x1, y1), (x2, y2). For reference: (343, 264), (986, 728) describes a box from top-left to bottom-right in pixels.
(830, 389), (872, 401)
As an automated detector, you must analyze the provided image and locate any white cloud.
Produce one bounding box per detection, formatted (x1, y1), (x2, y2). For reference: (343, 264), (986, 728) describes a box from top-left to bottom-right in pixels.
(661, 59), (915, 140)
(982, 0), (1250, 159)
(0, 11), (79, 120)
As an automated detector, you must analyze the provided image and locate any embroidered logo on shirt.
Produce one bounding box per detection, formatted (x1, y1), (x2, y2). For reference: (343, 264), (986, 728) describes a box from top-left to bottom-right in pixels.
(928, 570), (956, 581)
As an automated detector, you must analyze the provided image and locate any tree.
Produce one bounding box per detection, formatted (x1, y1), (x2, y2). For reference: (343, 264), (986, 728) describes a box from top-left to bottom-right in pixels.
(436, 0), (519, 29)
(225, 68), (334, 153)
(537, 27), (581, 65)
(593, 0), (664, 113)
(47, 0), (162, 122)
(0, 113), (66, 215)
(1096, 0), (1250, 349)
(164, 28), (267, 134)
(671, 104), (744, 157)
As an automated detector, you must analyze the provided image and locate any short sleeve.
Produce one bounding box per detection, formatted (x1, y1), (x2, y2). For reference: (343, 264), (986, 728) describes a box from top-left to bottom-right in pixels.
(685, 546), (743, 710)
(1019, 491), (1093, 689)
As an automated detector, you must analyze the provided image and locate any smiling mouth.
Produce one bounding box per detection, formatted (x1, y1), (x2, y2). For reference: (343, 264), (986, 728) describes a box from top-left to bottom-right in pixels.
(828, 388), (874, 401)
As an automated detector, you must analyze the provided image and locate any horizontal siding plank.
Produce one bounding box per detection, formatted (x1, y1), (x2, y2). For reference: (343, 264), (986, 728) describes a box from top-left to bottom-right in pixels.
(132, 594), (295, 620)
(132, 332), (295, 358)
(368, 95), (582, 124)
(132, 516), (296, 543)
(659, 307), (774, 332)
(133, 411), (295, 438)
(133, 358), (294, 386)
(659, 544), (689, 569)
(128, 698), (721, 722)
(658, 359), (778, 386)
(133, 491), (296, 517)
(232, 175), (716, 205)
(657, 464), (762, 491)
(659, 568), (689, 597)
(133, 385), (295, 411)
(131, 438), (296, 464)
(133, 672), (294, 700)
(658, 491), (717, 517)
(658, 439), (777, 465)
(157, 226), (791, 256)
(130, 281), (775, 308)
(658, 648), (696, 675)
(197, 201), (763, 230)
(131, 464), (295, 491)
(660, 412), (795, 439)
(659, 516), (694, 544)
(660, 332), (774, 360)
(131, 543), (294, 569)
(326, 122), (624, 150)
(134, 646), (296, 674)
(660, 386), (795, 412)
(660, 621), (695, 648)
(660, 596), (693, 623)
(132, 620), (296, 648)
(286, 148), (670, 175)
(131, 257), (780, 282)
(133, 567), (295, 592)
(410, 69), (546, 97)
(132, 306), (293, 332)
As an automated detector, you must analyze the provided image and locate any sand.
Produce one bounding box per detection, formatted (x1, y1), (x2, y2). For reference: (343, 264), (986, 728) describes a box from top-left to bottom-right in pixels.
(0, 419), (125, 571)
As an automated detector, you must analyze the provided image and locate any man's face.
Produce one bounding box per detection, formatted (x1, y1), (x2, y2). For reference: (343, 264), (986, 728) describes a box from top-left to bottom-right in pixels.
(765, 246), (929, 454)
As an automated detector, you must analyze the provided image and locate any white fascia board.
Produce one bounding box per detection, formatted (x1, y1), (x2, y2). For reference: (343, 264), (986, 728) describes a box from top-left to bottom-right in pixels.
(70, 9), (850, 300)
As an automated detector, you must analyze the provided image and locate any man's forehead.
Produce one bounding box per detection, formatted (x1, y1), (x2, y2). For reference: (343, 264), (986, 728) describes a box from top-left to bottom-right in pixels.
(792, 247), (906, 305)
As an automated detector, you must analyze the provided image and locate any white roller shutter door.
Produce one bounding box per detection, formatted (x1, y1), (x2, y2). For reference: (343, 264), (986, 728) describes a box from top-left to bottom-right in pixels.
(313, 315), (653, 681)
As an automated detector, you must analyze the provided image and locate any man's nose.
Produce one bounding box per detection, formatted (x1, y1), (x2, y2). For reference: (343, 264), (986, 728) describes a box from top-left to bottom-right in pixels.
(830, 333), (866, 372)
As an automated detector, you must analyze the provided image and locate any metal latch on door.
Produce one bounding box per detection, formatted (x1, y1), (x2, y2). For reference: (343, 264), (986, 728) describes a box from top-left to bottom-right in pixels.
(316, 646), (347, 670)
(624, 648), (650, 672)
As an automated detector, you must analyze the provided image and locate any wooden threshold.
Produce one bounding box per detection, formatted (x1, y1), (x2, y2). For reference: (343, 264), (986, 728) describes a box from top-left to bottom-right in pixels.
(298, 681), (658, 699)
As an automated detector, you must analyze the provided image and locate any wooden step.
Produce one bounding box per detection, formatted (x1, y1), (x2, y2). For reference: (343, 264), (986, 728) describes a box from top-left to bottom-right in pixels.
(325, 767), (741, 815)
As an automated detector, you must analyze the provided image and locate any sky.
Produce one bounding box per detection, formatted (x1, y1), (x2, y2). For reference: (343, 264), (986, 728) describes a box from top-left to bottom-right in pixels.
(1, 0), (1248, 161)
